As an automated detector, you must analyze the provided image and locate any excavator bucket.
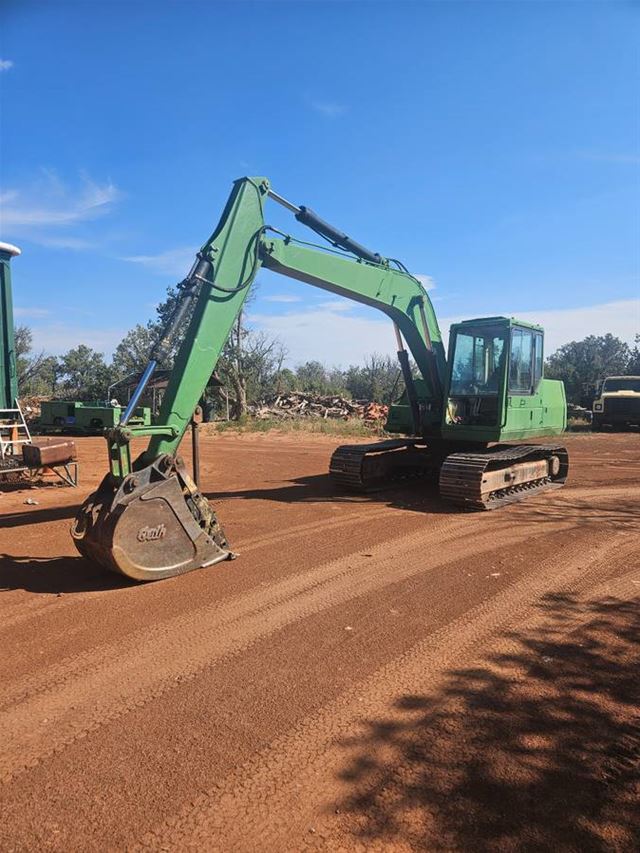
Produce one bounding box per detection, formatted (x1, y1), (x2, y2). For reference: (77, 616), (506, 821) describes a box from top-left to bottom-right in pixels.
(71, 455), (232, 581)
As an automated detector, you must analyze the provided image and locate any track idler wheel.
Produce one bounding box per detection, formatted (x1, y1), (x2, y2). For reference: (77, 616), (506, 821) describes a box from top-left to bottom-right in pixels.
(71, 455), (233, 581)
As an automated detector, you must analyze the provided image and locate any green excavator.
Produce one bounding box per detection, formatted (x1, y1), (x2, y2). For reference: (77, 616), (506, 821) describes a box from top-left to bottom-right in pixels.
(71, 176), (568, 581)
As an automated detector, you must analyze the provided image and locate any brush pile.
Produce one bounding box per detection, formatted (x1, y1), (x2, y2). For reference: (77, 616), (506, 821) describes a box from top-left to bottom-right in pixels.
(18, 396), (45, 421)
(249, 392), (389, 422)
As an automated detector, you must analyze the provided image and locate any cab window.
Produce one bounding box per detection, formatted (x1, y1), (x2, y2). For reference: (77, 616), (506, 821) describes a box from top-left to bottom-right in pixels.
(603, 377), (640, 393)
(533, 332), (543, 387)
(509, 328), (534, 393)
(450, 329), (506, 396)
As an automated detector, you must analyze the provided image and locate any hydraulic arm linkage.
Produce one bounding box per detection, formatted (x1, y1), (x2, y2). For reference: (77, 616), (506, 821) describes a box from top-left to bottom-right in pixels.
(71, 177), (446, 581)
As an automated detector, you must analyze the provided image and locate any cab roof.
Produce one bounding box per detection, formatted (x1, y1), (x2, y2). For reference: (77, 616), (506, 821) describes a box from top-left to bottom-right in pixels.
(450, 316), (544, 332)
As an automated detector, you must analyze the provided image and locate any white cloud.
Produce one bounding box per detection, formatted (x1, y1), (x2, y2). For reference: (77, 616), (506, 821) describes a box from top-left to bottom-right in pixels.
(28, 323), (127, 357)
(263, 294), (303, 304)
(0, 174), (120, 230)
(21, 296), (637, 367)
(310, 100), (347, 119)
(123, 246), (197, 277)
(578, 151), (640, 165)
(316, 299), (354, 312)
(251, 298), (640, 366)
(439, 299), (640, 354)
(0, 59), (13, 72)
(36, 235), (97, 250)
(14, 306), (51, 319)
(251, 307), (395, 366)
(413, 274), (435, 291)
(506, 298), (640, 354)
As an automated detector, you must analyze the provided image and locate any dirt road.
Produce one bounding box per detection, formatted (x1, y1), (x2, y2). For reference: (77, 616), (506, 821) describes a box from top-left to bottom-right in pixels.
(1, 431), (638, 851)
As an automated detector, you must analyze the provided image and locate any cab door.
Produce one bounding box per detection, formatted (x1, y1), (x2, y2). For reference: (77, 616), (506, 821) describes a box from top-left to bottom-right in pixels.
(507, 328), (544, 433)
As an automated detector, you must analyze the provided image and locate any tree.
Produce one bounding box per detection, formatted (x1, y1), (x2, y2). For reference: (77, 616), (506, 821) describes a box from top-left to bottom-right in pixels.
(294, 361), (331, 395)
(545, 334), (632, 404)
(344, 354), (401, 402)
(57, 345), (112, 400)
(213, 314), (288, 417)
(628, 335), (640, 375)
(273, 367), (297, 394)
(111, 324), (157, 379)
(15, 325), (59, 396)
(122, 281), (287, 419)
(327, 366), (349, 396)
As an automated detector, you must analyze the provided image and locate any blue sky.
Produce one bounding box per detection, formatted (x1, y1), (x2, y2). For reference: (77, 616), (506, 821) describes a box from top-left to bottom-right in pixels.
(1, 0), (638, 365)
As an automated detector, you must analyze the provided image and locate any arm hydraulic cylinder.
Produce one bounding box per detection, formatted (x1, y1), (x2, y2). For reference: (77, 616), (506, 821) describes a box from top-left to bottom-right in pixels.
(125, 176), (447, 469)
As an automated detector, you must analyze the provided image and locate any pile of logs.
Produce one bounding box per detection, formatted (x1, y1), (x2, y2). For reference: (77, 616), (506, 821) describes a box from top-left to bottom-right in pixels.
(18, 396), (45, 421)
(249, 392), (389, 422)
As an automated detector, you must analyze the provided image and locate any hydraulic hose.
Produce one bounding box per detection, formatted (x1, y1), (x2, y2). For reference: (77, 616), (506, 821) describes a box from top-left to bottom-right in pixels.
(119, 256), (211, 427)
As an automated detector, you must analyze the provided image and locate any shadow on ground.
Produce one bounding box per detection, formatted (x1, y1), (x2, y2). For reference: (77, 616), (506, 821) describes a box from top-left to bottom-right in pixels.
(0, 554), (134, 594)
(0, 504), (79, 529)
(336, 592), (640, 851)
(516, 497), (640, 530)
(206, 473), (455, 515)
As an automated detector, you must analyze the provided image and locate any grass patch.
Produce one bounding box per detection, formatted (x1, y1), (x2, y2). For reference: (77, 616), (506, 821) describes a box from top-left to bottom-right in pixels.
(202, 416), (383, 438)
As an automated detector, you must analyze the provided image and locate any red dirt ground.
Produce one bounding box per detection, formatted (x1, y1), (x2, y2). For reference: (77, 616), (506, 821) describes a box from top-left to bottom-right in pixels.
(0, 431), (638, 851)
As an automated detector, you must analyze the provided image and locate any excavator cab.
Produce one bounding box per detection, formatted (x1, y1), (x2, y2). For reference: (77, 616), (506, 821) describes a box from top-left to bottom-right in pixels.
(442, 317), (566, 443)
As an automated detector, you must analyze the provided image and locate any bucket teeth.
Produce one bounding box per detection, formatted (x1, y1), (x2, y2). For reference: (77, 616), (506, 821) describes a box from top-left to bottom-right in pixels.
(71, 456), (232, 582)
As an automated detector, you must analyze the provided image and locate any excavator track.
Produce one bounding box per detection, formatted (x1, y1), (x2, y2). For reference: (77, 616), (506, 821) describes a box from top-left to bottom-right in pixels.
(330, 440), (569, 510)
(329, 439), (433, 491)
(439, 443), (569, 510)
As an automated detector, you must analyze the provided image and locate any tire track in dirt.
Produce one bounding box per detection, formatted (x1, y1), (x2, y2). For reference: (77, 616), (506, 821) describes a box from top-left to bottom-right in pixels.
(0, 597), (76, 630)
(2, 480), (635, 635)
(0, 512), (551, 782)
(0, 504), (475, 706)
(0, 503), (404, 635)
(583, 566), (640, 602)
(546, 484), (639, 502)
(315, 561), (640, 852)
(132, 532), (637, 852)
(314, 555), (640, 853)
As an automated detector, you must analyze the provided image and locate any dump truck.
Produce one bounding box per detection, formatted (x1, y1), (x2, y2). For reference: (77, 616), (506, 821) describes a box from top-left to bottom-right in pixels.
(71, 176), (568, 581)
(592, 376), (640, 430)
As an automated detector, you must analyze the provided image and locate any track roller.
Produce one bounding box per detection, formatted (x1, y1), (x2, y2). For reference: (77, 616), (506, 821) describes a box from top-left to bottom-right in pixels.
(439, 444), (569, 510)
(329, 439), (433, 491)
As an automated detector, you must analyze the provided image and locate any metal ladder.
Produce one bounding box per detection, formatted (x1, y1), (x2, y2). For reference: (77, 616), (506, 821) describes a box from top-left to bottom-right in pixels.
(0, 399), (32, 460)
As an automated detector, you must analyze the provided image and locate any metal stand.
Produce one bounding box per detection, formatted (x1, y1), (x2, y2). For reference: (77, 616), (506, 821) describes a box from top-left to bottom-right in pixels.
(47, 461), (79, 487)
(0, 460), (79, 487)
(0, 400), (31, 460)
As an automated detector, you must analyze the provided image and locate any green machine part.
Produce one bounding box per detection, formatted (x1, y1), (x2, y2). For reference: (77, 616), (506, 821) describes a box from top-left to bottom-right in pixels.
(72, 176), (452, 581)
(38, 401), (152, 435)
(0, 243), (20, 411)
(114, 176), (566, 472)
(133, 176), (448, 469)
(72, 175), (569, 581)
(441, 316), (567, 443)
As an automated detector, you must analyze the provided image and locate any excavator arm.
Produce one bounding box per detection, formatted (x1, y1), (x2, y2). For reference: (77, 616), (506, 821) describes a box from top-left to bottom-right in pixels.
(71, 176), (447, 581)
(143, 176), (445, 462)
